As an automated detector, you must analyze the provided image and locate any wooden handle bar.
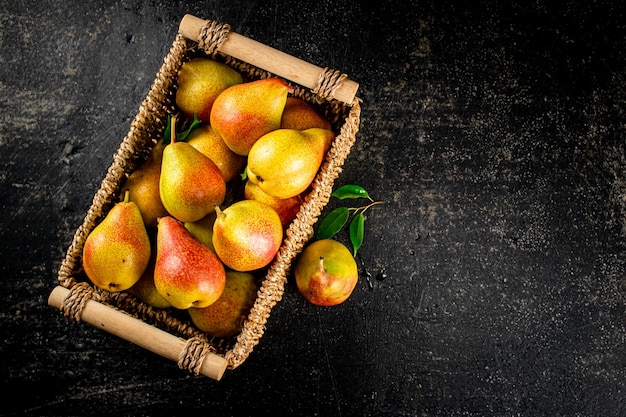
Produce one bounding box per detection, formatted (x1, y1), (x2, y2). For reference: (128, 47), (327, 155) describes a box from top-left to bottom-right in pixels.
(179, 14), (359, 104)
(48, 285), (228, 380)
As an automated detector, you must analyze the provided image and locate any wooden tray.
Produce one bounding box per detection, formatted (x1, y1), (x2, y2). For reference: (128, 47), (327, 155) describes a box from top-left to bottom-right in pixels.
(48, 14), (361, 380)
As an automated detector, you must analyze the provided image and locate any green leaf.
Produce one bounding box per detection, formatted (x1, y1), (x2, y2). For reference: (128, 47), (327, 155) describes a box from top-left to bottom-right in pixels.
(349, 212), (365, 256)
(163, 115), (173, 145)
(162, 113), (203, 145)
(332, 184), (371, 200)
(177, 113), (203, 142)
(316, 207), (350, 239)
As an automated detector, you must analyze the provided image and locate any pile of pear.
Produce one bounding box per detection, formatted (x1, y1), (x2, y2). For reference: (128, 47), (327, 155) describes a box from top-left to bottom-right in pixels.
(81, 57), (334, 338)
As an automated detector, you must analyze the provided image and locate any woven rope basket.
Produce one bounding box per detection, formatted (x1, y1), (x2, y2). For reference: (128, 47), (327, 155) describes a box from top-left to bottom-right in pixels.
(50, 15), (361, 380)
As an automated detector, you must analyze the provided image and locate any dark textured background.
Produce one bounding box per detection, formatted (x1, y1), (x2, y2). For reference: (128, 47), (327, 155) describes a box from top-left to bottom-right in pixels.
(2, 1), (626, 416)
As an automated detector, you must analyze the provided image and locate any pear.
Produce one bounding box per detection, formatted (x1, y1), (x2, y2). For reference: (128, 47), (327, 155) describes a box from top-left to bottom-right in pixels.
(120, 138), (169, 228)
(244, 180), (302, 229)
(246, 128), (335, 199)
(210, 78), (293, 156)
(127, 246), (172, 308)
(159, 116), (226, 223)
(184, 210), (217, 251)
(280, 97), (332, 131)
(186, 124), (246, 183)
(82, 191), (151, 292)
(212, 200), (283, 272)
(294, 239), (359, 306)
(154, 216), (226, 309)
(175, 57), (243, 123)
(188, 271), (258, 338)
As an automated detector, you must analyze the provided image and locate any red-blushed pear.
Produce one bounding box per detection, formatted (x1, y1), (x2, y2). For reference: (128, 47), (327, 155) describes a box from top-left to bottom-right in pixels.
(246, 128), (335, 199)
(175, 57), (243, 123)
(82, 191), (151, 292)
(244, 180), (302, 229)
(188, 271), (258, 338)
(186, 124), (246, 183)
(280, 97), (332, 131)
(294, 239), (359, 306)
(159, 116), (226, 223)
(212, 200), (283, 272)
(154, 216), (226, 309)
(210, 78), (293, 156)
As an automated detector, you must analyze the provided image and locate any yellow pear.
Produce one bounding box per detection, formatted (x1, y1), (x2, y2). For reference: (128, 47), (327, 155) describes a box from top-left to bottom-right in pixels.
(294, 239), (359, 306)
(246, 128), (335, 199)
(210, 78), (293, 155)
(159, 117), (226, 223)
(188, 271), (258, 338)
(82, 191), (151, 292)
(280, 97), (332, 130)
(127, 246), (172, 308)
(212, 200), (283, 272)
(186, 124), (246, 183)
(244, 180), (302, 229)
(175, 57), (243, 123)
(120, 138), (169, 228)
(184, 210), (217, 251)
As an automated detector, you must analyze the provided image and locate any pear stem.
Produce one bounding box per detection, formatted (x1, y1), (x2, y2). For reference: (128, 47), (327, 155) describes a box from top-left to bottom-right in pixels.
(213, 204), (222, 217)
(122, 189), (130, 203)
(170, 115), (177, 144)
(318, 256), (325, 272)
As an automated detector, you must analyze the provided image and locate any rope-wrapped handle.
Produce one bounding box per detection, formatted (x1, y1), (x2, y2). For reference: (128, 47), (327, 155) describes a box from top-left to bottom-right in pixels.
(48, 285), (228, 380)
(178, 14), (359, 104)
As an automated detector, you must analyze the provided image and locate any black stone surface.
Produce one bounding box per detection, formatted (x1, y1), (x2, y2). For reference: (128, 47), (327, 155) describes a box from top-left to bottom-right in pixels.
(2, 1), (626, 416)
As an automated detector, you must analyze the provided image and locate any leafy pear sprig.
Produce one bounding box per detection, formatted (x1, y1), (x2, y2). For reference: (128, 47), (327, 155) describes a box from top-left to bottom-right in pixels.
(316, 184), (383, 256)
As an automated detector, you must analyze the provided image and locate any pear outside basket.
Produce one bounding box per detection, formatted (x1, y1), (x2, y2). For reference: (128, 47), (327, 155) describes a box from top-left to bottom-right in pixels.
(48, 14), (361, 380)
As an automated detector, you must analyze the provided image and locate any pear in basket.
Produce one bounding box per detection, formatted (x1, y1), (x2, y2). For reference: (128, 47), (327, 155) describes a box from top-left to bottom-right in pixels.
(175, 57), (243, 123)
(210, 78), (293, 155)
(154, 216), (226, 309)
(127, 246), (171, 308)
(246, 127), (335, 199)
(212, 200), (283, 272)
(189, 271), (259, 339)
(280, 97), (332, 131)
(244, 180), (302, 229)
(159, 117), (226, 223)
(186, 124), (246, 183)
(184, 210), (218, 252)
(120, 137), (169, 229)
(82, 191), (151, 292)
